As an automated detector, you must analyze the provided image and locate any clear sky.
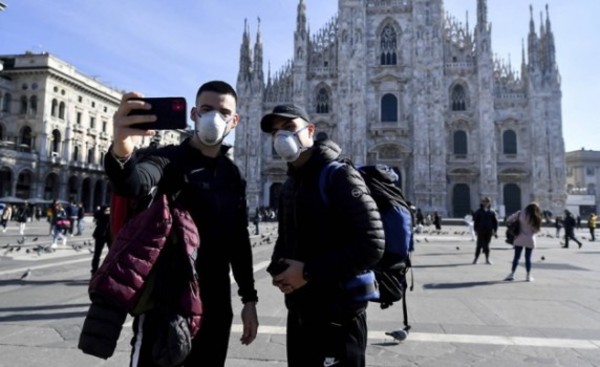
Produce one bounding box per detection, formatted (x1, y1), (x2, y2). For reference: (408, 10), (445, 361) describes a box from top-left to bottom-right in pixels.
(0, 0), (597, 151)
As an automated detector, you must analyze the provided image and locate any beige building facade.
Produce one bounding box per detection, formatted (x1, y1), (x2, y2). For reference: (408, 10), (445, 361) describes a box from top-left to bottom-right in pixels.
(235, 0), (567, 217)
(0, 52), (182, 211)
(566, 149), (600, 216)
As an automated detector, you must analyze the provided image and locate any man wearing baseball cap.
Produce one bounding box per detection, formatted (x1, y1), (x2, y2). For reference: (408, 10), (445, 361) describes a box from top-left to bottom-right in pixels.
(262, 104), (384, 366)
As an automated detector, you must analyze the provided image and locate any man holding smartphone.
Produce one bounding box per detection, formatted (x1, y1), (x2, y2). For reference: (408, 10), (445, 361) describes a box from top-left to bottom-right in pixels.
(105, 81), (258, 366)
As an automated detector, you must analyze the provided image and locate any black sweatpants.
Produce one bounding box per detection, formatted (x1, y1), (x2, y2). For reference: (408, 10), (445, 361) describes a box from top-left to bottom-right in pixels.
(475, 231), (493, 259)
(286, 308), (367, 367)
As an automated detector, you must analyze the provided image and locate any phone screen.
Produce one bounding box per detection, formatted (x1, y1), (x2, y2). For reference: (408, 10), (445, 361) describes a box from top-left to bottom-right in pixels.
(128, 97), (188, 130)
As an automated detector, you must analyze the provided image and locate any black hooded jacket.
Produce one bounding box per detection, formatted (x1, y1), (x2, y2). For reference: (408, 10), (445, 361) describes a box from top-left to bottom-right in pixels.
(104, 139), (258, 306)
(271, 139), (385, 318)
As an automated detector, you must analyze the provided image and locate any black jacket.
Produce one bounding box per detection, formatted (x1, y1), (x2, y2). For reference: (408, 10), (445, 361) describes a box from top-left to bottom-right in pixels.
(271, 139), (385, 318)
(104, 140), (258, 307)
(473, 206), (499, 234)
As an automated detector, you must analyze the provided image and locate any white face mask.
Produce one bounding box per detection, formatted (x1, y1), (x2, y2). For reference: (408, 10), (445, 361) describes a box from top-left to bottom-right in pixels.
(273, 126), (309, 162)
(195, 110), (230, 146)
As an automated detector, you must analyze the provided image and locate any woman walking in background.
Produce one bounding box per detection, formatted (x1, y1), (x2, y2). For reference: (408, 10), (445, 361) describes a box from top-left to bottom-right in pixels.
(504, 202), (542, 282)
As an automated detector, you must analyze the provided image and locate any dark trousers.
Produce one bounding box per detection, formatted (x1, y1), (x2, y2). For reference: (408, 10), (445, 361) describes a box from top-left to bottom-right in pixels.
(130, 302), (233, 367)
(286, 309), (367, 367)
(91, 236), (111, 274)
(511, 246), (533, 273)
(475, 232), (493, 259)
(564, 232), (582, 248)
(590, 228), (596, 241)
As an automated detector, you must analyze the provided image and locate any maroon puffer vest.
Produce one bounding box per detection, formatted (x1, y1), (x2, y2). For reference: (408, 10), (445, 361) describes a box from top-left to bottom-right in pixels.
(89, 194), (202, 337)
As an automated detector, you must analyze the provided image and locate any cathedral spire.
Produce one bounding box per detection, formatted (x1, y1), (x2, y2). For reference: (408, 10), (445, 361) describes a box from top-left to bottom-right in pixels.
(477, 0), (488, 28)
(527, 5), (538, 70)
(295, 0), (307, 40)
(238, 18), (253, 82)
(253, 17), (264, 83)
(543, 4), (557, 73)
(529, 5), (535, 35)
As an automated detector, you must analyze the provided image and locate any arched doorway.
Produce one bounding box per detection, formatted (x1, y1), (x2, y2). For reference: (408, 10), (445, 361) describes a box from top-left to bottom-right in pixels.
(68, 176), (79, 202)
(0, 167), (12, 197)
(503, 183), (522, 216)
(81, 177), (92, 211)
(269, 183), (282, 209)
(16, 170), (32, 199)
(452, 184), (471, 218)
(93, 180), (104, 210)
(44, 173), (59, 200)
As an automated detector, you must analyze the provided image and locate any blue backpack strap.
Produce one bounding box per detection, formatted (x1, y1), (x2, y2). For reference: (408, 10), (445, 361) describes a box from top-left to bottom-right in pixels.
(318, 160), (346, 206)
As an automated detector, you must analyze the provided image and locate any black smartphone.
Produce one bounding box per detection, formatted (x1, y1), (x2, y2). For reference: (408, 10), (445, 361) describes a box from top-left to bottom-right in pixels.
(128, 97), (188, 130)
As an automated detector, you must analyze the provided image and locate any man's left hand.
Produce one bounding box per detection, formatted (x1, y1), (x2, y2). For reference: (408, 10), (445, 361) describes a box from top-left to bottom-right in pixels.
(240, 302), (258, 345)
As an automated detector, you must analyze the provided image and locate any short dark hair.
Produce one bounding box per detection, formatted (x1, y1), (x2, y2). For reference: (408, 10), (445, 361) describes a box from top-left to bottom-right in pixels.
(196, 80), (238, 103)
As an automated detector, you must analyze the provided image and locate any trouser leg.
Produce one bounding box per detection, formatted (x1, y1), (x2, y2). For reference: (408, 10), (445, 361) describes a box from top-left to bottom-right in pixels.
(524, 248), (533, 273)
(511, 246), (523, 273)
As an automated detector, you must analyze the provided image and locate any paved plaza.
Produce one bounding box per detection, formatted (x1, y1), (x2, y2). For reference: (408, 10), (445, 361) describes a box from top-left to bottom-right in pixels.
(0, 219), (598, 366)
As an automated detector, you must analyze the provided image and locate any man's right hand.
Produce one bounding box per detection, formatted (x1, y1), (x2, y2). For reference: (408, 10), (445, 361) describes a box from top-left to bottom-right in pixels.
(111, 92), (156, 158)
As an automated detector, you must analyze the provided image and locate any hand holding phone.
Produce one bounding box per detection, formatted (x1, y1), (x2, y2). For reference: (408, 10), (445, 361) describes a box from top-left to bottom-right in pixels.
(127, 97), (188, 130)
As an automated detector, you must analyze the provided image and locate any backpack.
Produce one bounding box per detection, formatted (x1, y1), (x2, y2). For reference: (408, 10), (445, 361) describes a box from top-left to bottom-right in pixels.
(319, 160), (414, 310)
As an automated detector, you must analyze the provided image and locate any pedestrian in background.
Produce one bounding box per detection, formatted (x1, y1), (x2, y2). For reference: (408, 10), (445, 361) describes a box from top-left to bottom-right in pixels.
(464, 211), (475, 241)
(16, 204), (28, 235)
(51, 202), (68, 248)
(1, 204), (12, 233)
(473, 197), (498, 265)
(76, 202), (85, 236)
(90, 205), (111, 275)
(554, 215), (562, 238)
(562, 210), (583, 249)
(504, 202), (542, 282)
(588, 213), (596, 242)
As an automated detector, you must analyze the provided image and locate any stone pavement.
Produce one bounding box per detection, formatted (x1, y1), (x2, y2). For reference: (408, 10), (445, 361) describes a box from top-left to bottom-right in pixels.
(0, 221), (599, 366)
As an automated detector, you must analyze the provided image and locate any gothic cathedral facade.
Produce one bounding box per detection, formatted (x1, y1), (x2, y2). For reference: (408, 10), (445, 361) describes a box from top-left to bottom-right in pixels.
(234, 0), (566, 218)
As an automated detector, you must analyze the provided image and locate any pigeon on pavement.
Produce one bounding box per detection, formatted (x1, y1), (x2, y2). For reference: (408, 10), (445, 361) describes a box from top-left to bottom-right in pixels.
(20, 269), (31, 280)
(385, 329), (408, 341)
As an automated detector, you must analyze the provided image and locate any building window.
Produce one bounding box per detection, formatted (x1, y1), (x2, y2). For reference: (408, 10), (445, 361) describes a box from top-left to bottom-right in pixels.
(30, 96), (38, 116)
(88, 147), (95, 164)
(90, 117), (95, 129)
(316, 88), (329, 114)
(380, 25), (397, 65)
(1, 93), (10, 113)
(102, 120), (107, 132)
(587, 167), (595, 176)
(503, 129), (517, 154)
(58, 101), (66, 119)
(451, 84), (467, 111)
(20, 126), (32, 149)
(51, 99), (58, 116)
(381, 94), (398, 122)
(52, 130), (61, 154)
(72, 146), (79, 162)
(453, 130), (468, 155)
(76, 112), (82, 124)
(20, 96), (28, 114)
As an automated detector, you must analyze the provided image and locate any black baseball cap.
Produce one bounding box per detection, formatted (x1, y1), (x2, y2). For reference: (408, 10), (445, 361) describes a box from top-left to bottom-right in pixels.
(260, 104), (310, 133)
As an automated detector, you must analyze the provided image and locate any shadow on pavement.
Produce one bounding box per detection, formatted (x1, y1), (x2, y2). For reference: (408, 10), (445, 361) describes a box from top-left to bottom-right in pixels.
(0, 278), (90, 287)
(422, 280), (505, 289)
(413, 263), (474, 269)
